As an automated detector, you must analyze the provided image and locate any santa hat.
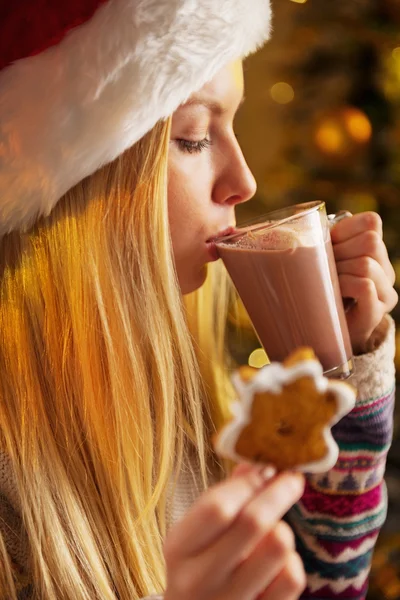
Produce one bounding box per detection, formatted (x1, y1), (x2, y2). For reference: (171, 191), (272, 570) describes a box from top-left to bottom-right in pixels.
(0, 0), (271, 234)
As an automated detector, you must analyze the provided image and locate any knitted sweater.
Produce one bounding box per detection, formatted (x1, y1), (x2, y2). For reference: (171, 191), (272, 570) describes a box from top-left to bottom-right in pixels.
(0, 317), (396, 600)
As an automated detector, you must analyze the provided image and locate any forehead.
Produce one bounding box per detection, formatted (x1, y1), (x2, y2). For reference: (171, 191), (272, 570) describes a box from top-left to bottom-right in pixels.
(199, 61), (244, 99)
(180, 61), (244, 114)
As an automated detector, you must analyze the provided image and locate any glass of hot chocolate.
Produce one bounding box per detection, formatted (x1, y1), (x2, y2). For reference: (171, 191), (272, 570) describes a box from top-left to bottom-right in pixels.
(215, 201), (354, 379)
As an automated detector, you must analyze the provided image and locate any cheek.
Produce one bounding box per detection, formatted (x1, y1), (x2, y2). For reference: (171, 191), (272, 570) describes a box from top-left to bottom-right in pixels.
(167, 158), (208, 255)
(167, 158), (213, 293)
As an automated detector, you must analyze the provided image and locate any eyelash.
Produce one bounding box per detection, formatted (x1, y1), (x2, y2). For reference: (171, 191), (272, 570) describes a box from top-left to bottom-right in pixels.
(176, 138), (213, 154)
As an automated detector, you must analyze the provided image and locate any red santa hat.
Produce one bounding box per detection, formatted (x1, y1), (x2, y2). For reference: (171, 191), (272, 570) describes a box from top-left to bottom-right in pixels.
(0, 0), (272, 234)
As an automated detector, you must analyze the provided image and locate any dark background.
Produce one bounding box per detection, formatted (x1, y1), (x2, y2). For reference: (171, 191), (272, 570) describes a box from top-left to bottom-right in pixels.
(232, 1), (400, 596)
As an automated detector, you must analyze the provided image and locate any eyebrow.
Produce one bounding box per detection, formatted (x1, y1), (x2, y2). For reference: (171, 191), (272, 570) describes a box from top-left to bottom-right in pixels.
(184, 95), (245, 115)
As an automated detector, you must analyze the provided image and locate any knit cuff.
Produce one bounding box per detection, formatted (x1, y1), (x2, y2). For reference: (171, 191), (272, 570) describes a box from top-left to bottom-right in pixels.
(350, 314), (396, 403)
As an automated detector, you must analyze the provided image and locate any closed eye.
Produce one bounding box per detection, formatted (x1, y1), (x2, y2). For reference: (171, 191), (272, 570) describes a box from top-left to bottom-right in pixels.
(176, 138), (213, 154)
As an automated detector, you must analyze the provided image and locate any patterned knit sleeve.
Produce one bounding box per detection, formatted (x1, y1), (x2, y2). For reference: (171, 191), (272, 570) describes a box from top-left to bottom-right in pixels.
(286, 315), (396, 600)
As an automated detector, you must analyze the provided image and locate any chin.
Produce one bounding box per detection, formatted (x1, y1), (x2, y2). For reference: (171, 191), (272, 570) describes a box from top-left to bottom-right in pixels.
(181, 265), (208, 295)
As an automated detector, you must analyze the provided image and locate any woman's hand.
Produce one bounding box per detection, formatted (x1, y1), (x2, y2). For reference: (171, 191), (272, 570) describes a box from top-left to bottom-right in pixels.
(164, 464), (306, 600)
(331, 211), (398, 355)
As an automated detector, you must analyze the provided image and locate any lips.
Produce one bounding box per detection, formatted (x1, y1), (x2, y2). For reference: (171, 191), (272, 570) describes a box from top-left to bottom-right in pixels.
(205, 226), (236, 262)
(206, 226), (236, 244)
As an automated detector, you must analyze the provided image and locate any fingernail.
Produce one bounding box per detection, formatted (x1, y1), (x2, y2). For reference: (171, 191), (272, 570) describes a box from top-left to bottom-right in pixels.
(287, 473), (305, 495)
(259, 465), (277, 481)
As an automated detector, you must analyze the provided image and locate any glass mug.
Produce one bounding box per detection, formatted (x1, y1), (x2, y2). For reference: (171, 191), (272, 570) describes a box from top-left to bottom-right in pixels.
(215, 201), (354, 380)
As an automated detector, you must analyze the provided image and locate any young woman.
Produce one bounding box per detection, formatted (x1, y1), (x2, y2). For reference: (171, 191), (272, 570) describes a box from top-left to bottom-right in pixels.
(0, 1), (397, 599)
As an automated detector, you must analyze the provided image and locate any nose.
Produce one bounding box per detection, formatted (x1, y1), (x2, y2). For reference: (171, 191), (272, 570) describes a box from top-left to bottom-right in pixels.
(212, 139), (257, 206)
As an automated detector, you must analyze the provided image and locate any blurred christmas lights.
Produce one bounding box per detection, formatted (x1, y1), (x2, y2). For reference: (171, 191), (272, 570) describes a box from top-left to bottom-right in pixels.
(383, 50), (400, 102)
(392, 47), (400, 61)
(339, 193), (378, 215)
(248, 348), (269, 368)
(314, 120), (345, 155)
(392, 259), (400, 290)
(270, 82), (295, 104)
(314, 107), (372, 156)
(343, 108), (372, 143)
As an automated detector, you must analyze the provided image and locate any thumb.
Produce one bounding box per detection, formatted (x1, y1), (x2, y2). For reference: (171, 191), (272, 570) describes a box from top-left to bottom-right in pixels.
(231, 461), (276, 481)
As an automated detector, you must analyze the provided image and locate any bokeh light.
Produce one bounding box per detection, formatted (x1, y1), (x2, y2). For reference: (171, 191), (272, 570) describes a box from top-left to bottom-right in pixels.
(270, 82), (295, 104)
(314, 120), (346, 154)
(339, 193), (378, 215)
(392, 259), (400, 290)
(248, 348), (269, 368)
(392, 47), (400, 61)
(343, 108), (372, 143)
(395, 331), (400, 372)
(314, 107), (372, 155)
(383, 49), (400, 102)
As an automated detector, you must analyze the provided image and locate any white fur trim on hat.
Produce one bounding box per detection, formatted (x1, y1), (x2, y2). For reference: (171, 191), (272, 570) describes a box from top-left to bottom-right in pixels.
(0, 0), (271, 234)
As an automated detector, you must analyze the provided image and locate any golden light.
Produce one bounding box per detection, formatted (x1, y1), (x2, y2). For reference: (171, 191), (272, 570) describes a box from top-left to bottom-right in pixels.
(343, 108), (372, 143)
(339, 193), (378, 215)
(392, 47), (400, 61)
(392, 258), (400, 289)
(270, 82), (295, 105)
(228, 297), (253, 329)
(290, 0), (308, 3)
(395, 330), (400, 371)
(314, 120), (346, 154)
(383, 51), (400, 102)
(248, 348), (269, 368)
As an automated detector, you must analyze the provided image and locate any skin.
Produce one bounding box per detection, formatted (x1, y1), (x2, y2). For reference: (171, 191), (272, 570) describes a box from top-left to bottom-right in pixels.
(331, 212), (397, 353)
(165, 61), (398, 599)
(164, 464), (306, 600)
(168, 61), (256, 294)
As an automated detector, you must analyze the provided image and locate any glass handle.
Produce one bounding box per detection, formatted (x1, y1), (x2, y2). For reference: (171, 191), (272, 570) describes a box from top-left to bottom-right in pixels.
(327, 210), (353, 227)
(327, 210), (356, 313)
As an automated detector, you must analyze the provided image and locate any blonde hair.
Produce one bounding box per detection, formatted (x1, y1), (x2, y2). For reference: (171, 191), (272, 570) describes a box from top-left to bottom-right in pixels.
(0, 119), (234, 599)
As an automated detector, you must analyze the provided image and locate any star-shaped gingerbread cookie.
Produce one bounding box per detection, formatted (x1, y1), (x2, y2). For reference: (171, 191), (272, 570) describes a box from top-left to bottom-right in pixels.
(214, 348), (356, 473)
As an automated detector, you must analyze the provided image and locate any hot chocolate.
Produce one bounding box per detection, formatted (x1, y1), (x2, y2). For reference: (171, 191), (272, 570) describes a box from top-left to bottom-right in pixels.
(217, 226), (352, 375)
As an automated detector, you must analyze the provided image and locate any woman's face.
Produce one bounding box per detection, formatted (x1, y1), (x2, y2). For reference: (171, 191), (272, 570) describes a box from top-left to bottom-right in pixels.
(168, 61), (256, 295)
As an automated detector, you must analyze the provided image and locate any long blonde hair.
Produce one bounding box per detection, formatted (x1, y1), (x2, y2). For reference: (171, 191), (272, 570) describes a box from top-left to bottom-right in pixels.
(0, 119), (234, 599)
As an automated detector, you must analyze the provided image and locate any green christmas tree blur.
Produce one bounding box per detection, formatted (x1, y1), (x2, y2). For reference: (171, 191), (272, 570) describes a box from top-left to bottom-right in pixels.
(232, 1), (400, 597)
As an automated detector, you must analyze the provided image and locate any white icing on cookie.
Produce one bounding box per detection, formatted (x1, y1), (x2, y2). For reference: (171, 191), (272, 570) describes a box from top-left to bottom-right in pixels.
(214, 359), (356, 473)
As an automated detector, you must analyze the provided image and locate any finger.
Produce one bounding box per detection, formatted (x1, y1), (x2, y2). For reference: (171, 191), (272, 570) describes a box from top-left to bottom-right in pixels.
(336, 257), (397, 307)
(330, 212), (382, 244)
(164, 474), (303, 598)
(164, 468), (298, 559)
(165, 522), (294, 600)
(260, 551), (307, 600)
(332, 231), (395, 284)
(219, 522), (296, 600)
(338, 273), (384, 346)
(232, 462), (276, 480)
(197, 496), (296, 589)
